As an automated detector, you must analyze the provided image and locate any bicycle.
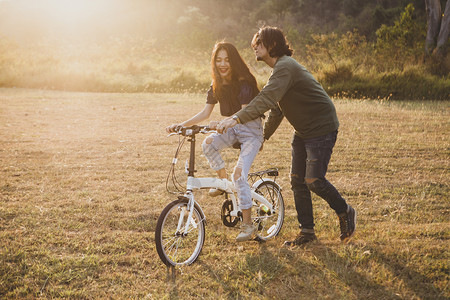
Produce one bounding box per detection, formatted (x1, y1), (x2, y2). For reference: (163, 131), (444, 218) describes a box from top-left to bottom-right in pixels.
(155, 125), (285, 267)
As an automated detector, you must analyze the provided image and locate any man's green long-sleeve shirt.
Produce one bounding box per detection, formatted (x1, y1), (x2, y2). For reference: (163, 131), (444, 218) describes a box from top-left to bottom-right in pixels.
(235, 55), (339, 140)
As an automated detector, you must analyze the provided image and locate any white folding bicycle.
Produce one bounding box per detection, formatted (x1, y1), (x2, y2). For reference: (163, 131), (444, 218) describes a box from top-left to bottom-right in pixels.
(155, 125), (285, 267)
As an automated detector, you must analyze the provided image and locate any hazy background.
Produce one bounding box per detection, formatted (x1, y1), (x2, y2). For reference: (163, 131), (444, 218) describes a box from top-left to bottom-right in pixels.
(0, 0), (448, 99)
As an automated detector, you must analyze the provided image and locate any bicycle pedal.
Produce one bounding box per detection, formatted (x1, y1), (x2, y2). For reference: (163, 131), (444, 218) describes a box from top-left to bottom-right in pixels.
(208, 188), (224, 197)
(253, 236), (266, 243)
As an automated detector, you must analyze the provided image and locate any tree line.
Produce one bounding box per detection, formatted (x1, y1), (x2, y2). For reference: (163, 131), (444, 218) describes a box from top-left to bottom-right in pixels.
(167, 0), (449, 75)
(0, 0), (448, 98)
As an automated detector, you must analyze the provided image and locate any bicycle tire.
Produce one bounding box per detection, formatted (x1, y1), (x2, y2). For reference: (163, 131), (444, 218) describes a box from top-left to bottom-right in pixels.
(253, 181), (284, 240)
(155, 199), (205, 266)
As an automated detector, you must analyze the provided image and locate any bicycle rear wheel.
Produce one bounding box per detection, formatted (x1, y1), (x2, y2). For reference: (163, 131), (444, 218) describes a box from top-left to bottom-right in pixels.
(253, 181), (284, 240)
(155, 199), (205, 266)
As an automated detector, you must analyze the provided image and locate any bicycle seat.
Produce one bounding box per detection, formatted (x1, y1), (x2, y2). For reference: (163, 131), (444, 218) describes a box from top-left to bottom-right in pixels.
(232, 142), (242, 150)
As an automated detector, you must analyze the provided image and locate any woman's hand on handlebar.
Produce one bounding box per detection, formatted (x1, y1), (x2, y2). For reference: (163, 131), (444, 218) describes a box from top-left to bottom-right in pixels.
(166, 124), (181, 133)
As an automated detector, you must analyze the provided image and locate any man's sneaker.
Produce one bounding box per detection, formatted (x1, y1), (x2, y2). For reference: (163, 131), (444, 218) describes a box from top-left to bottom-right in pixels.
(338, 205), (356, 242)
(236, 223), (256, 242)
(284, 232), (317, 247)
(208, 188), (223, 197)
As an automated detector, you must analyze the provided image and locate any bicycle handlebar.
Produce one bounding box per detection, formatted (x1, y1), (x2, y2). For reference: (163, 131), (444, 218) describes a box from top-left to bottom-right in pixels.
(168, 125), (215, 137)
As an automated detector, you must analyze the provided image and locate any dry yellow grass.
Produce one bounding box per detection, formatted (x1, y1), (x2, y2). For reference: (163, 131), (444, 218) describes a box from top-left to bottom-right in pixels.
(0, 88), (448, 299)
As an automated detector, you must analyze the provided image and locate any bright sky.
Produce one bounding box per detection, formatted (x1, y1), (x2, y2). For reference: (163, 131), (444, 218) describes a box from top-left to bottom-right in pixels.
(0, 0), (168, 42)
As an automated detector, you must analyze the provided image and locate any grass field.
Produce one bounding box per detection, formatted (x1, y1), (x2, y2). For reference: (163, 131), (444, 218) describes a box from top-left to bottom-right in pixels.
(0, 88), (448, 299)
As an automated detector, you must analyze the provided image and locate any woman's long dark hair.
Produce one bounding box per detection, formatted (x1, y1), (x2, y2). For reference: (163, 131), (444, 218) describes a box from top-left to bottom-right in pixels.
(211, 42), (258, 100)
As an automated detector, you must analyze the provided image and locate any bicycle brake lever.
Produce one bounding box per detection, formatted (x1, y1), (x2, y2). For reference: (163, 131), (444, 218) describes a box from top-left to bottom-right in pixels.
(200, 127), (217, 134)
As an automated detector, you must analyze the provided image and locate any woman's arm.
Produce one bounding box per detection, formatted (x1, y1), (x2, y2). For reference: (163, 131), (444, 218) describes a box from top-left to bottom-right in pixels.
(166, 104), (215, 132)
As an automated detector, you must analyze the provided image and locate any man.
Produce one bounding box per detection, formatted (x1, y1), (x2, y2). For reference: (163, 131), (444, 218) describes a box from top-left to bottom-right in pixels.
(217, 26), (356, 246)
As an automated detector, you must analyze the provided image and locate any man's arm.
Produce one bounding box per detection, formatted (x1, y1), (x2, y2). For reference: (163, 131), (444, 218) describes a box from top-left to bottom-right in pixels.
(217, 59), (292, 133)
(236, 65), (292, 123)
(263, 105), (284, 140)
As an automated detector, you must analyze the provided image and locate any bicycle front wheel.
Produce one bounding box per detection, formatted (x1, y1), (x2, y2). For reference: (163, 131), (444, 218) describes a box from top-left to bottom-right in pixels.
(253, 181), (284, 240)
(155, 199), (205, 267)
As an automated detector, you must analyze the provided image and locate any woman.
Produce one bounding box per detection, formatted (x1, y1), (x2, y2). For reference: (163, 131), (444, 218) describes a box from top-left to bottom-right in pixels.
(166, 42), (263, 242)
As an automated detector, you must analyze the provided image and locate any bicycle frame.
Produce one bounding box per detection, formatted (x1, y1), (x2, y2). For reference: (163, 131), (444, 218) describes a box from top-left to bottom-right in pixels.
(186, 176), (275, 217)
(157, 125), (284, 266)
(177, 126), (275, 234)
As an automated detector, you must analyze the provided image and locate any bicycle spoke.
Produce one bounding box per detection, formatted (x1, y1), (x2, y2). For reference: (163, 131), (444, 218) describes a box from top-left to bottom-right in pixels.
(172, 237), (182, 262)
(184, 217), (205, 234)
(165, 238), (177, 259)
(253, 182), (284, 240)
(156, 199), (205, 266)
(162, 235), (178, 249)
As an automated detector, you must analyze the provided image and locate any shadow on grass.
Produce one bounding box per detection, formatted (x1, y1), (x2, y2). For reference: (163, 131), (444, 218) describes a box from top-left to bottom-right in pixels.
(308, 243), (402, 299)
(362, 244), (448, 300)
(254, 240), (445, 299)
(253, 242), (403, 299)
(165, 266), (179, 299)
(195, 242), (285, 299)
(197, 260), (245, 299)
(158, 238), (446, 299)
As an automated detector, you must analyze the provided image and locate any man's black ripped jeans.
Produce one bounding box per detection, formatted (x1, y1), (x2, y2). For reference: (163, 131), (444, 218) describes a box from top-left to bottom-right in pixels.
(290, 130), (348, 230)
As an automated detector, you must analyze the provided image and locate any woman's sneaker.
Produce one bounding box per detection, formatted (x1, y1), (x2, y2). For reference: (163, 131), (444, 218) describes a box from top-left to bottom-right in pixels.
(338, 205), (356, 242)
(236, 223), (256, 242)
(284, 232), (317, 247)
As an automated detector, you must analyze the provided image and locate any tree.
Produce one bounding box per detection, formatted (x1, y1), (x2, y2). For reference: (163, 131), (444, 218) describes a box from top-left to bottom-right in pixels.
(267, 0), (297, 25)
(376, 3), (425, 70)
(425, 0), (450, 56)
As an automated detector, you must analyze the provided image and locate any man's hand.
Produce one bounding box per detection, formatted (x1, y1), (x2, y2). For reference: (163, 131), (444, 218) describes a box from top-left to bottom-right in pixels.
(217, 117), (237, 134)
(208, 121), (219, 130)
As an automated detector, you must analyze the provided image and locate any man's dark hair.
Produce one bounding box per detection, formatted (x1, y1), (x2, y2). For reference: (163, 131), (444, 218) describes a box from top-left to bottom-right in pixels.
(252, 26), (293, 57)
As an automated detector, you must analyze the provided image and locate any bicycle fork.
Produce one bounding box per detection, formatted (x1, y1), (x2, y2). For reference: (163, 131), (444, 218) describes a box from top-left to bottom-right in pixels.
(177, 192), (205, 236)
